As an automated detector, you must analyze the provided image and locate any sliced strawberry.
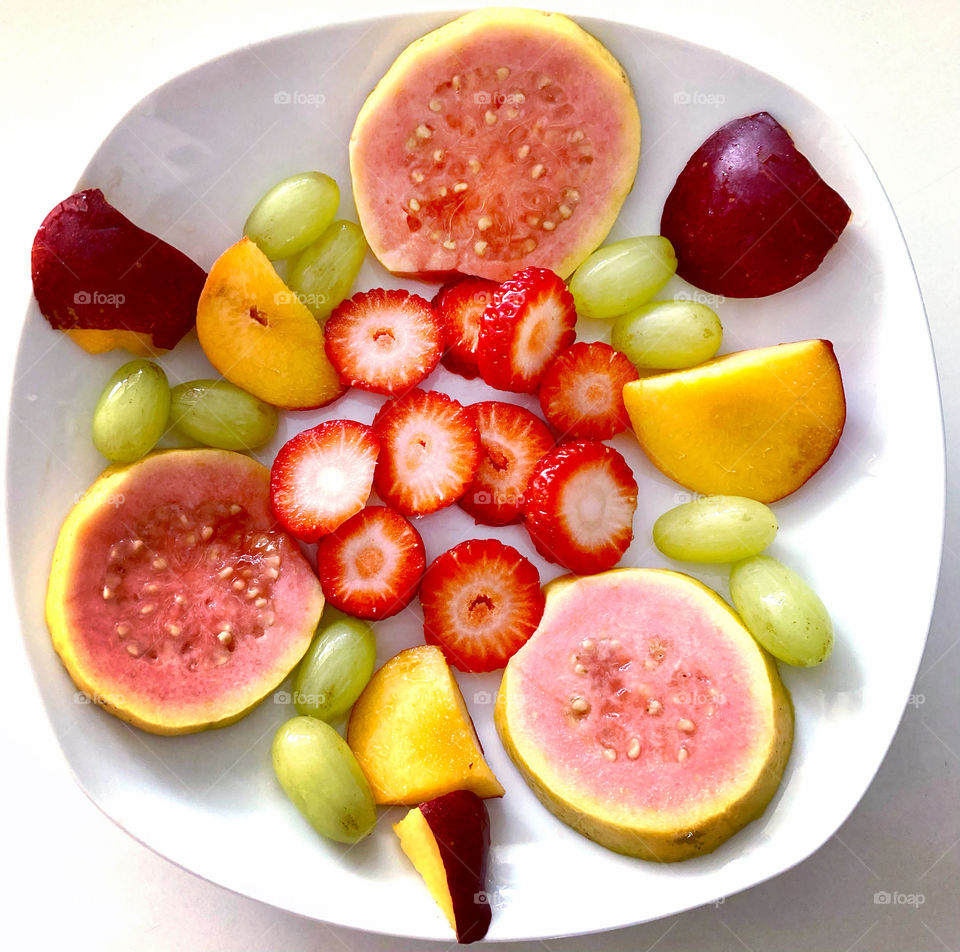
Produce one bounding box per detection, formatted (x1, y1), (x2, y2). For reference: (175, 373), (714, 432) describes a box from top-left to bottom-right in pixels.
(523, 440), (638, 575)
(316, 506), (426, 620)
(458, 401), (555, 526)
(419, 539), (545, 672)
(324, 288), (442, 394)
(538, 341), (639, 440)
(432, 277), (499, 379)
(270, 420), (379, 542)
(476, 267), (577, 393)
(372, 388), (481, 517)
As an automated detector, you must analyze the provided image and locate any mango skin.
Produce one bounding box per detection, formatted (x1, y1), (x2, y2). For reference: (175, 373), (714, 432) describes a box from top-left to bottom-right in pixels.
(495, 568), (794, 862)
(623, 339), (845, 503)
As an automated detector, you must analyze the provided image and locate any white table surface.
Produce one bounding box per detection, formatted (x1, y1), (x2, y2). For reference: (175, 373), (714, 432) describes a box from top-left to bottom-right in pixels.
(2, 1), (957, 949)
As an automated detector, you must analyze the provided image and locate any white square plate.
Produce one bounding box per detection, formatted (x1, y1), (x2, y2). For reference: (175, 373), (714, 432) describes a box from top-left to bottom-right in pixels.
(6, 10), (944, 941)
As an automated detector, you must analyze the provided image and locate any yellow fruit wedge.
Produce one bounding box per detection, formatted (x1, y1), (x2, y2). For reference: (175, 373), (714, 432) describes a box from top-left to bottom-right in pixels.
(196, 238), (344, 410)
(347, 645), (504, 804)
(622, 339), (845, 502)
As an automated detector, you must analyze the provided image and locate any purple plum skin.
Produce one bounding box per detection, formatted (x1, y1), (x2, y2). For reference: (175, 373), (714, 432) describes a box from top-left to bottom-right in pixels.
(31, 188), (206, 349)
(660, 112), (852, 298)
(419, 789), (491, 944)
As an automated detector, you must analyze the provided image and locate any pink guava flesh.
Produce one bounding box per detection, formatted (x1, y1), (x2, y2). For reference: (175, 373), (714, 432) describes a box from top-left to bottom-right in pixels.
(506, 576), (770, 813)
(51, 451), (322, 729)
(350, 12), (640, 281)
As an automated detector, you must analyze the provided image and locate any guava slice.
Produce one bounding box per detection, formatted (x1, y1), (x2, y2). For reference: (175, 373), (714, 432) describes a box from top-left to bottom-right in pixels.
(45, 449), (324, 734)
(495, 568), (793, 862)
(350, 8), (641, 282)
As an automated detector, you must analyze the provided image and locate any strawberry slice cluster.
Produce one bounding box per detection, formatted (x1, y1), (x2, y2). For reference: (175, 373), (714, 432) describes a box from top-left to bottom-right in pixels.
(268, 265), (640, 670)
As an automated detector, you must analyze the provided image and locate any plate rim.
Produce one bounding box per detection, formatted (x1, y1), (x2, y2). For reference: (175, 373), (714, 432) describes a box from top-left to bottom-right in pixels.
(4, 7), (946, 941)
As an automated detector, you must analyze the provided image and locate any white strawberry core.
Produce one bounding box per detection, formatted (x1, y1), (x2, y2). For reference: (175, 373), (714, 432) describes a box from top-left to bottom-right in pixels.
(513, 299), (566, 373)
(313, 465), (347, 496)
(560, 464), (634, 545)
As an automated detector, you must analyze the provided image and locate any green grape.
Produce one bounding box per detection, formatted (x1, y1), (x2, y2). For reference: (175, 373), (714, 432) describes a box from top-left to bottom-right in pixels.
(729, 555), (834, 666)
(293, 617), (376, 721)
(92, 359), (170, 462)
(288, 220), (367, 321)
(611, 300), (722, 370)
(272, 716), (377, 844)
(169, 379), (278, 450)
(653, 496), (778, 563)
(568, 236), (678, 320)
(243, 172), (340, 260)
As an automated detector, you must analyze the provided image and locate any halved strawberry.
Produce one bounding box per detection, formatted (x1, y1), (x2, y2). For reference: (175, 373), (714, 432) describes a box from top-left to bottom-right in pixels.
(523, 440), (638, 575)
(372, 388), (481, 517)
(538, 341), (639, 440)
(458, 401), (554, 526)
(270, 420), (379, 542)
(476, 267), (577, 393)
(419, 539), (545, 672)
(432, 277), (499, 379)
(316, 506), (426, 620)
(324, 288), (442, 394)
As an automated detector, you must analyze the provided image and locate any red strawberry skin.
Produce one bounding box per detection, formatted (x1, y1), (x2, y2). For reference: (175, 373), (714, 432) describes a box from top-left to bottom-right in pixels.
(477, 267), (577, 393)
(324, 288), (442, 395)
(538, 341), (639, 441)
(372, 388), (481, 517)
(523, 440), (638, 575)
(270, 420), (379, 542)
(458, 401), (554, 526)
(316, 506), (426, 620)
(433, 278), (499, 379)
(419, 539), (545, 673)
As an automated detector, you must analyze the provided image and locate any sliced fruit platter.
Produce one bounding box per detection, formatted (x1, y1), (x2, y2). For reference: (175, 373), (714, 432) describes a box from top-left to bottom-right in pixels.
(10, 6), (943, 943)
